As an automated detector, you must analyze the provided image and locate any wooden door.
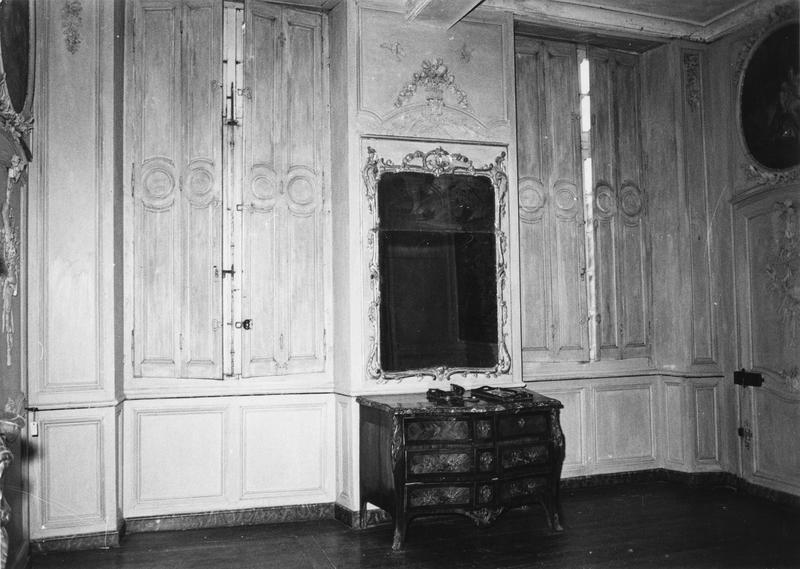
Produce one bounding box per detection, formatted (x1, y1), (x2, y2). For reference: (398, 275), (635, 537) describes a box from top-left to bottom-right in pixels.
(733, 187), (800, 496)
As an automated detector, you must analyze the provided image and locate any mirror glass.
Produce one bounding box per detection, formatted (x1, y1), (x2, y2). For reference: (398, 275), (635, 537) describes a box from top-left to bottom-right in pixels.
(377, 171), (498, 372)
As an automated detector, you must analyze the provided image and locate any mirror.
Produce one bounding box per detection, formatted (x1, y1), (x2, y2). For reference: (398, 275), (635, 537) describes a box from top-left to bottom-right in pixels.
(362, 146), (511, 381)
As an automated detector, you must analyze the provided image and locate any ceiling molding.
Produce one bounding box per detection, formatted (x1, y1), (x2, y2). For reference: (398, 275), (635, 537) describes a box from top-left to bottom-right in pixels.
(485, 0), (788, 42)
(405, 0), (484, 28)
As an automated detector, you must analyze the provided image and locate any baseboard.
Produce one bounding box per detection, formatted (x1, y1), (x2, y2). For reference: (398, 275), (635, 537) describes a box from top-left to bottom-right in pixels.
(30, 530), (120, 554)
(334, 503), (391, 529)
(124, 502), (334, 534)
(562, 468), (800, 509)
(9, 540), (29, 569)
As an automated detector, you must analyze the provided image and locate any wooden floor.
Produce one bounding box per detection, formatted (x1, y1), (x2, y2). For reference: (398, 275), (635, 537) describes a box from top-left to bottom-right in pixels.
(31, 481), (800, 569)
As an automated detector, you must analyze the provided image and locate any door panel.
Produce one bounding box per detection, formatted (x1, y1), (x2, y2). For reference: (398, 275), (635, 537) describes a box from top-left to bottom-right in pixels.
(734, 187), (800, 496)
(134, 2), (182, 378)
(242, 1), (282, 377)
(182, 0), (223, 378)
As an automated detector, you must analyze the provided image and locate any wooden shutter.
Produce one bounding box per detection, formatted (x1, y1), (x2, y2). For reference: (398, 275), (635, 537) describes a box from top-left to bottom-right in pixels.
(590, 48), (649, 360)
(241, 0), (282, 377)
(181, 0), (223, 378)
(516, 37), (588, 363)
(132, 0), (223, 379)
(241, 4), (325, 377)
(282, 8), (325, 374)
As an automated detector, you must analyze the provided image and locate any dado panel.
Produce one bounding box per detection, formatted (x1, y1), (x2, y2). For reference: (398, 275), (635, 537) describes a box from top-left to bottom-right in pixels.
(240, 402), (333, 502)
(135, 408), (226, 503)
(594, 383), (655, 467)
(124, 395), (335, 518)
(29, 408), (117, 541)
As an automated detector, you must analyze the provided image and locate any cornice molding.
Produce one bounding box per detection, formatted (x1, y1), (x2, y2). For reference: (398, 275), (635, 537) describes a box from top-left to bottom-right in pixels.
(487, 0), (786, 43)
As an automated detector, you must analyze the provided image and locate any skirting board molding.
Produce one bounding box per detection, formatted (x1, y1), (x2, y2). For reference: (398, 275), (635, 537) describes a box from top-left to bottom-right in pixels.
(124, 503), (334, 534)
(30, 530), (121, 554)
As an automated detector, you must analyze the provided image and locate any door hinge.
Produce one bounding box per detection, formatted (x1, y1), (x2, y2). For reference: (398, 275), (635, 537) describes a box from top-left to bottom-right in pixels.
(131, 163), (135, 197)
(179, 333), (183, 351)
(130, 329), (135, 368)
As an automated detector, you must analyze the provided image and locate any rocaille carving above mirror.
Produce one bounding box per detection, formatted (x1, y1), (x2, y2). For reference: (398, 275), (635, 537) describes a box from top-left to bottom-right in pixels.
(362, 146), (511, 382)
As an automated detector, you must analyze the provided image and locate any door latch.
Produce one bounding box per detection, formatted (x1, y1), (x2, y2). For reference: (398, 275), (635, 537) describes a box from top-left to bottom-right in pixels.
(737, 421), (753, 450)
(235, 319), (253, 330)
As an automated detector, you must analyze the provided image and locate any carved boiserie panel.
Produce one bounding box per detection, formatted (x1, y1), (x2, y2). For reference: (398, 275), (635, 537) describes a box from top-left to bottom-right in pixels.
(357, 7), (509, 140)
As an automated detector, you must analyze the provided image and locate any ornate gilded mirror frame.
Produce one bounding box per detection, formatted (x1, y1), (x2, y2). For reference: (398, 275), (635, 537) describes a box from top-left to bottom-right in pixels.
(0, 0), (34, 148)
(735, 4), (800, 186)
(361, 146), (511, 382)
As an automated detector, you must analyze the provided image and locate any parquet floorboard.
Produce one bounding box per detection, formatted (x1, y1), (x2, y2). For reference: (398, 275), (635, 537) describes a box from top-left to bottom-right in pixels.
(31, 481), (800, 568)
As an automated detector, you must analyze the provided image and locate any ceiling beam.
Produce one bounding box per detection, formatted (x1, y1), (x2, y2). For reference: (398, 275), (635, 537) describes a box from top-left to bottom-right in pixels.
(405, 0), (485, 28)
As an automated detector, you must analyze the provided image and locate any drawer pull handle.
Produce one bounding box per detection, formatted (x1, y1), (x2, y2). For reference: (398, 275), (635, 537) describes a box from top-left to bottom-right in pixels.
(517, 417), (526, 428)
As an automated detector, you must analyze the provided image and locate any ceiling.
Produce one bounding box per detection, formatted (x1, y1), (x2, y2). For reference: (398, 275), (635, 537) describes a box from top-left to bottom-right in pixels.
(274, 0), (786, 42)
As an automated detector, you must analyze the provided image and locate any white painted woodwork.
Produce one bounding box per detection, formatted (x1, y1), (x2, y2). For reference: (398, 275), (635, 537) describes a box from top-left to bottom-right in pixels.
(354, 5), (512, 142)
(124, 395), (335, 518)
(130, 0), (223, 380)
(28, 408), (117, 540)
(734, 186), (800, 497)
(516, 37), (588, 363)
(241, 4), (326, 378)
(694, 383), (719, 464)
(405, 0), (484, 28)
(594, 382), (655, 466)
(28, 0), (116, 404)
(680, 48), (715, 367)
(129, 1), (327, 383)
(487, 0), (775, 42)
(589, 48), (649, 361)
(664, 380), (685, 465)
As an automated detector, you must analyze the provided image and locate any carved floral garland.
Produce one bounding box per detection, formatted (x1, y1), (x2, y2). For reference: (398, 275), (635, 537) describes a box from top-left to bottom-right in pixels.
(766, 200), (800, 342)
(0, 156), (23, 367)
(394, 58), (470, 113)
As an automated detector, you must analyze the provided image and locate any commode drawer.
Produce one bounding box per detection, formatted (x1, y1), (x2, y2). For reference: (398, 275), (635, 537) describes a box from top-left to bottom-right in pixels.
(497, 412), (548, 439)
(405, 418), (470, 443)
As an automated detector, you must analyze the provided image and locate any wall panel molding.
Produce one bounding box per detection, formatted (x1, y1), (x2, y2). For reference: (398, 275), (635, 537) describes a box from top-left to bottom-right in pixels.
(29, 407), (118, 541)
